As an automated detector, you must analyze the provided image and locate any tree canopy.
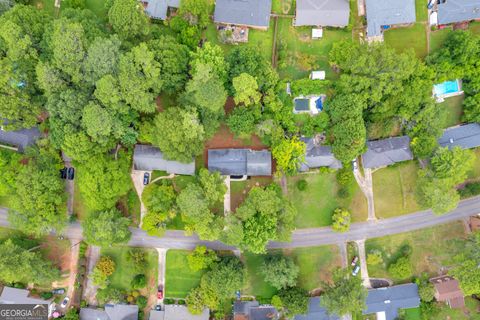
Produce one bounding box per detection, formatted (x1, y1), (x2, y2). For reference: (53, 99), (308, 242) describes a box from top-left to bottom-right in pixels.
(82, 208), (132, 247)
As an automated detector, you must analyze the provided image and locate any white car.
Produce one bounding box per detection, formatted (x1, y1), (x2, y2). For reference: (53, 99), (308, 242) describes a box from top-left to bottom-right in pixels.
(352, 159), (358, 171)
(60, 297), (69, 308)
(352, 265), (360, 276)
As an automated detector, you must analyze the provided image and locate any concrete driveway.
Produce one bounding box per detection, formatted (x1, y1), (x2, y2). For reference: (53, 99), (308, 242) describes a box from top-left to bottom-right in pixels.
(130, 170), (151, 227)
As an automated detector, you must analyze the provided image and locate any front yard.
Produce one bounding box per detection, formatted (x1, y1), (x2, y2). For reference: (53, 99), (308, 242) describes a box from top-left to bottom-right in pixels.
(230, 177), (273, 211)
(165, 249), (205, 298)
(243, 253), (278, 303)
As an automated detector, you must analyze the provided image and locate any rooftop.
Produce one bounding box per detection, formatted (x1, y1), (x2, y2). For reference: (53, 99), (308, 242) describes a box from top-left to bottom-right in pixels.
(0, 287), (51, 306)
(429, 275), (465, 308)
(80, 304), (139, 320)
(144, 0), (180, 20)
(365, 0), (416, 37)
(133, 144), (195, 175)
(438, 123), (480, 150)
(208, 149), (272, 176)
(299, 137), (342, 171)
(294, 297), (340, 320)
(149, 305), (209, 320)
(214, 0), (272, 28)
(0, 125), (40, 152)
(361, 136), (413, 169)
(363, 284), (420, 320)
(437, 0), (480, 25)
(294, 0), (350, 27)
(233, 301), (278, 320)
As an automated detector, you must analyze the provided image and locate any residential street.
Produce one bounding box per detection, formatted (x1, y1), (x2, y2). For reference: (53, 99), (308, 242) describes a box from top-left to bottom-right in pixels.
(1, 196), (480, 250)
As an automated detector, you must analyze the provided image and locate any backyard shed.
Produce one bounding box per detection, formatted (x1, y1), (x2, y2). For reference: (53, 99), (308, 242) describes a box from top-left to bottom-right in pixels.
(294, 0), (350, 27)
(429, 275), (465, 309)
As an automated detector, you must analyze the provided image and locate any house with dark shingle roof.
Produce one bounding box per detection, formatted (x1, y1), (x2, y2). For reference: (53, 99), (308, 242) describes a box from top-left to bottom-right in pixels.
(214, 0), (272, 29)
(208, 149), (272, 177)
(363, 284), (420, 320)
(0, 123), (40, 152)
(294, 297), (340, 320)
(133, 145), (195, 175)
(299, 137), (342, 171)
(438, 123), (480, 150)
(294, 0), (350, 27)
(80, 304), (138, 320)
(0, 287), (54, 317)
(149, 305), (209, 320)
(361, 136), (413, 169)
(142, 0), (179, 20)
(233, 300), (278, 320)
(430, 275), (465, 309)
(437, 0), (480, 25)
(364, 0), (416, 37)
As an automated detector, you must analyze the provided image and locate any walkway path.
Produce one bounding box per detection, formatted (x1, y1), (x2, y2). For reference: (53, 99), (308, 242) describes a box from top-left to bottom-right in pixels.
(355, 240), (371, 288)
(353, 167), (377, 221)
(338, 242), (348, 268)
(224, 176), (231, 214)
(83, 246), (100, 306)
(156, 248), (167, 304)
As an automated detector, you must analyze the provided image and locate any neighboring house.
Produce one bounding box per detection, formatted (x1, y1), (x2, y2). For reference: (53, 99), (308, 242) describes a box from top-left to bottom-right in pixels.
(363, 284), (421, 320)
(299, 137), (342, 171)
(233, 300), (278, 320)
(214, 0), (272, 29)
(80, 304), (139, 320)
(430, 275), (465, 309)
(437, 0), (480, 26)
(364, 0), (416, 38)
(133, 144), (195, 175)
(294, 0), (350, 27)
(0, 287), (54, 317)
(208, 149), (272, 177)
(293, 95), (326, 115)
(361, 136), (413, 169)
(294, 297), (340, 320)
(149, 305), (209, 320)
(142, 0), (180, 20)
(438, 123), (480, 150)
(0, 123), (40, 152)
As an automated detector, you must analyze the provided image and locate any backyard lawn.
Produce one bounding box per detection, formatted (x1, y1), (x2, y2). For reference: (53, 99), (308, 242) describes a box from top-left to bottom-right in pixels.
(430, 27), (454, 53)
(271, 0), (294, 15)
(365, 221), (466, 282)
(384, 23), (428, 58)
(243, 253), (278, 303)
(415, 0), (428, 22)
(439, 95), (464, 128)
(165, 250), (205, 298)
(230, 177), (273, 211)
(372, 161), (421, 219)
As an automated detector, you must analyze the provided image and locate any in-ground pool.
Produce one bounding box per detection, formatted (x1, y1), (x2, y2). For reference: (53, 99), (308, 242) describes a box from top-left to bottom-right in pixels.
(433, 80), (460, 96)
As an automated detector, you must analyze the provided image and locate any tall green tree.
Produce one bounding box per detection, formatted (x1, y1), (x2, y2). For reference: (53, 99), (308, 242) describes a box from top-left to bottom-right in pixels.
(190, 42), (228, 84)
(187, 245), (219, 272)
(272, 136), (306, 176)
(278, 286), (309, 317)
(449, 232), (480, 295)
(261, 255), (299, 290)
(108, 0), (149, 40)
(82, 208), (131, 247)
(83, 36), (121, 84)
(232, 73), (261, 106)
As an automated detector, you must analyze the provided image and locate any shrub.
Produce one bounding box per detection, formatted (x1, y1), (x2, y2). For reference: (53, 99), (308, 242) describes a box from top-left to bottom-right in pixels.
(40, 292), (53, 299)
(80, 300), (87, 308)
(337, 186), (351, 199)
(131, 274), (146, 289)
(331, 208), (351, 232)
(367, 251), (383, 266)
(131, 290), (140, 298)
(296, 179), (308, 191)
(136, 296), (147, 309)
(459, 182), (480, 199)
(419, 282), (435, 302)
(96, 256), (116, 276)
(388, 256), (413, 279)
(336, 166), (353, 185)
(177, 299), (186, 305)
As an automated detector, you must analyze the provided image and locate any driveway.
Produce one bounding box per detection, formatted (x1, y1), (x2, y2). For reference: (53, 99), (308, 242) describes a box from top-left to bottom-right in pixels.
(130, 170), (151, 228)
(355, 240), (371, 288)
(156, 248), (167, 304)
(63, 153), (74, 217)
(353, 167), (377, 221)
(64, 240), (80, 309)
(82, 246), (100, 306)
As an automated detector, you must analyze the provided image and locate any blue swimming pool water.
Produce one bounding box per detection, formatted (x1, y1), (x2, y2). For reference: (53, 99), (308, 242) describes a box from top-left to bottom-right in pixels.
(434, 80), (460, 96)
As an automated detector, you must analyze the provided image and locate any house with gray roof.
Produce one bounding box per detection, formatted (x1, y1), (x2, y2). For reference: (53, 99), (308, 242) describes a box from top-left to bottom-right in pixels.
(437, 0), (480, 25)
(0, 287), (54, 317)
(214, 0), (272, 29)
(233, 300), (278, 320)
(438, 123), (480, 150)
(133, 145), (195, 175)
(363, 284), (420, 320)
(142, 0), (179, 20)
(294, 297), (340, 320)
(0, 124), (40, 152)
(208, 149), (272, 177)
(149, 305), (209, 320)
(299, 137), (342, 171)
(80, 304), (138, 320)
(364, 0), (416, 37)
(294, 0), (350, 27)
(362, 136), (413, 169)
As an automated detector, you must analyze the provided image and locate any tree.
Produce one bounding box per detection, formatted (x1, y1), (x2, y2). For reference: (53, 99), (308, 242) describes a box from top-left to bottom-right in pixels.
(463, 94), (480, 123)
(418, 282), (435, 302)
(96, 256), (116, 276)
(226, 106), (259, 137)
(64, 309), (80, 320)
(0, 149), (20, 197)
(449, 232), (480, 295)
(261, 256), (299, 290)
(142, 182), (176, 214)
(136, 295), (147, 308)
(108, 0), (149, 39)
(272, 136), (306, 176)
(190, 42), (228, 84)
(278, 286), (309, 316)
(232, 73), (261, 106)
(83, 36), (121, 84)
(331, 208), (351, 232)
(197, 168), (227, 206)
(131, 274), (146, 289)
(82, 208), (131, 247)
(388, 256), (412, 279)
(321, 268), (367, 316)
(97, 287), (123, 304)
(127, 248), (147, 273)
(152, 107), (205, 163)
(141, 211), (169, 237)
(178, 0), (212, 28)
(187, 245), (219, 271)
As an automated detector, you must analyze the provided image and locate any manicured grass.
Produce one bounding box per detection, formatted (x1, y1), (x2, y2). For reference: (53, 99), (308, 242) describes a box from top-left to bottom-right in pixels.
(271, 0), (294, 15)
(243, 253), (277, 302)
(285, 245), (341, 291)
(429, 27), (453, 53)
(151, 170), (168, 180)
(439, 95), (464, 129)
(365, 221), (466, 282)
(276, 18), (351, 80)
(467, 148), (480, 180)
(384, 23), (428, 58)
(415, 0), (428, 22)
(165, 250), (205, 298)
(85, 0), (108, 20)
(372, 161), (421, 219)
(470, 21), (480, 35)
(404, 307), (422, 320)
(30, 0), (56, 16)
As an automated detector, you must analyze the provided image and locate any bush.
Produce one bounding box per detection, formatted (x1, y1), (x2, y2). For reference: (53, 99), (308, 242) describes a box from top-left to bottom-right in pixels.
(136, 295), (147, 309)
(177, 299), (186, 305)
(388, 256), (413, 279)
(337, 186), (351, 199)
(131, 274), (146, 289)
(367, 251), (383, 266)
(164, 298), (175, 304)
(459, 182), (480, 199)
(331, 208), (351, 232)
(418, 282), (435, 302)
(336, 166), (353, 186)
(80, 300), (87, 308)
(40, 292), (53, 299)
(296, 179), (308, 191)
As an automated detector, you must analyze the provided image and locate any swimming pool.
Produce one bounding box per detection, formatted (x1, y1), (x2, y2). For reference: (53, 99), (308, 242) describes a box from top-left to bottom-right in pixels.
(434, 80), (460, 96)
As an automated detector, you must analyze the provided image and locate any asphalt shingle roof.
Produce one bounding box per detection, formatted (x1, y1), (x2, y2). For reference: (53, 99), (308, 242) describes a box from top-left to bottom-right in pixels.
(214, 0), (272, 28)
(437, 0), (480, 25)
(144, 0), (180, 19)
(361, 136), (413, 169)
(0, 287), (51, 306)
(294, 297), (340, 320)
(80, 305), (138, 320)
(295, 0), (350, 27)
(299, 138), (342, 171)
(133, 145), (195, 175)
(438, 123), (480, 150)
(364, 284), (420, 320)
(148, 305), (209, 320)
(0, 126), (40, 152)
(365, 0), (416, 36)
(208, 149), (272, 176)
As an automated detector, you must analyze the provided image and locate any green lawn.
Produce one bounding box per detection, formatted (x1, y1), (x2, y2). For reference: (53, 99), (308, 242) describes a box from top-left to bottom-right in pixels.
(271, 0), (294, 15)
(439, 95), (464, 128)
(404, 307), (422, 320)
(365, 221), (466, 282)
(434, 297), (480, 320)
(30, 0), (56, 15)
(276, 18), (351, 80)
(243, 253), (278, 302)
(467, 148), (480, 180)
(165, 250), (205, 298)
(415, 0), (428, 22)
(384, 23), (428, 58)
(429, 27), (454, 53)
(372, 161), (421, 219)
(85, 0), (108, 20)
(470, 21), (480, 35)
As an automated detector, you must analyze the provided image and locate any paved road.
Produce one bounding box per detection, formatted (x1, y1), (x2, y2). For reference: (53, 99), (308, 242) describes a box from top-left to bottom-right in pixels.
(1, 196), (480, 250)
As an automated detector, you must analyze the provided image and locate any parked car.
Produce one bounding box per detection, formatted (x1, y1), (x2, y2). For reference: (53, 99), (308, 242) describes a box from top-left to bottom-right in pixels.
(67, 167), (75, 180)
(60, 168), (67, 179)
(352, 265), (360, 276)
(60, 297), (69, 308)
(351, 256), (359, 267)
(143, 172), (150, 185)
(52, 288), (65, 295)
(352, 159), (358, 171)
(157, 289), (163, 300)
(155, 305), (162, 311)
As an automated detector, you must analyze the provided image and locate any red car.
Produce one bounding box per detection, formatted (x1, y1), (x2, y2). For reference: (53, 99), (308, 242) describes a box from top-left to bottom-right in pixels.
(157, 289), (163, 299)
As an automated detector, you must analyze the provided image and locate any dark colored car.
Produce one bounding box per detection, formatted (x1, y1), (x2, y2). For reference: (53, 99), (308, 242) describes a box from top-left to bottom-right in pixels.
(52, 288), (65, 295)
(67, 167), (75, 180)
(143, 172), (150, 185)
(60, 168), (67, 179)
(155, 305), (162, 311)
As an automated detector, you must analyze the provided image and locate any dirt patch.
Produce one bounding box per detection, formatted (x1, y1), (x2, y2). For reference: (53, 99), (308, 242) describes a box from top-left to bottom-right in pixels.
(156, 96), (165, 113)
(224, 97), (236, 115)
(41, 237), (71, 272)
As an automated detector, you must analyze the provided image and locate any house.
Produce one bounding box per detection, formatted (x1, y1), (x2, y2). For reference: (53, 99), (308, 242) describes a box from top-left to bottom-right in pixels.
(299, 137), (342, 171)
(133, 145), (195, 175)
(294, 0), (350, 27)
(361, 136), (413, 169)
(438, 123), (480, 150)
(233, 300), (278, 320)
(80, 304), (139, 320)
(149, 305), (209, 320)
(293, 95), (326, 115)
(0, 287), (55, 317)
(437, 0), (480, 26)
(208, 149), (272, 177)
(214, 0), (272, 30)
(430, 275), (465, 308)
(363, 284), (421, 320)
(0, 121), (40, 152)
(294, 297), (340, 320)
(142, 0), (179, 20)
(364, 0), (416, 38)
